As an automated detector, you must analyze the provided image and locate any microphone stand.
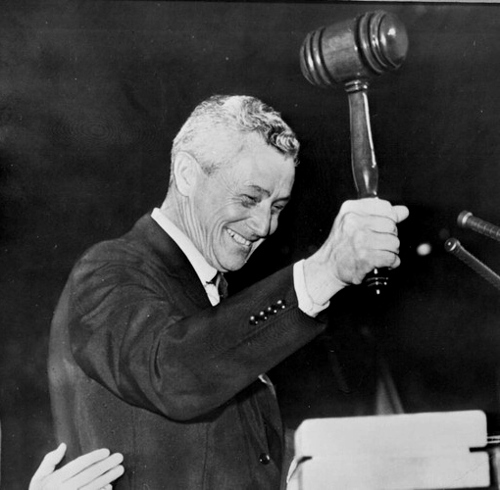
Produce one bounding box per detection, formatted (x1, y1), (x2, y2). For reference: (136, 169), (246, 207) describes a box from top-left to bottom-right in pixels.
(445, 237), (500, 292)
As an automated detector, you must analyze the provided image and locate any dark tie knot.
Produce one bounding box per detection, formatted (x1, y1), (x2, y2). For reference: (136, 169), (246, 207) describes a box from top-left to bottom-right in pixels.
(209, 272), (228, 300)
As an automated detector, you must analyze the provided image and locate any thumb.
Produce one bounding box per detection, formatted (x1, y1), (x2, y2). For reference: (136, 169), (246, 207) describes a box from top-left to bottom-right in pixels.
(393, 205), (410, 223)
(30, 443), (66, 481)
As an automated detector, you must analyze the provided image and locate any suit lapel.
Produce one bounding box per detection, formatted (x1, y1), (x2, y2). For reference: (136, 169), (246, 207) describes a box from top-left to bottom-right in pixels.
(127, 213), (211, 308)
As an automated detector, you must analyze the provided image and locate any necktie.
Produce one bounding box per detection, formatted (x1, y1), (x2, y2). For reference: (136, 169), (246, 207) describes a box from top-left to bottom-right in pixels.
(215, 272), (229, 300)
(206, 272), (228, 305)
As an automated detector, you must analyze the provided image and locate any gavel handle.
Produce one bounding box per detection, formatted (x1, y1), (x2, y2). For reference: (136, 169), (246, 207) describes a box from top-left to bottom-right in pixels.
(348, 84), (389, 295)
(348, 83), (379, 198)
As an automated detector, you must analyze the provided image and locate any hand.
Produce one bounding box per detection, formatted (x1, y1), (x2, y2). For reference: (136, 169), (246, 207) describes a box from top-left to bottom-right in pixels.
(29, 443), (124, 490)
(303, 198), (409, 303)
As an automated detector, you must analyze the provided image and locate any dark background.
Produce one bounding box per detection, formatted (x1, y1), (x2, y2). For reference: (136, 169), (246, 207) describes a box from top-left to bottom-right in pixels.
(2, 1), (500, 487)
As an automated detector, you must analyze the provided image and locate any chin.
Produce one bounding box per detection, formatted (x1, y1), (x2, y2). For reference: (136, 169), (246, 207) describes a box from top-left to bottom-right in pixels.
(217, 247), (251, 271)
(224, 262), (246, 273)
(219, 255), (248, 273)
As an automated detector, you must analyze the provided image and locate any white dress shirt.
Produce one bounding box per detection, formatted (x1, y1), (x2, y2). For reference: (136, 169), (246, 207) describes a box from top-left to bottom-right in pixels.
(151, 208), (221, 305)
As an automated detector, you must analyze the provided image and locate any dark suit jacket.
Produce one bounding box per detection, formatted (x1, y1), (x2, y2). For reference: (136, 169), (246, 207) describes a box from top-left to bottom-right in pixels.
(48, 214), (326, 489)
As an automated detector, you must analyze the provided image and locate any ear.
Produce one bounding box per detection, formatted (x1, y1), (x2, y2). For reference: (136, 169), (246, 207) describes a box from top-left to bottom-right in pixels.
(172, 151), (201, 197)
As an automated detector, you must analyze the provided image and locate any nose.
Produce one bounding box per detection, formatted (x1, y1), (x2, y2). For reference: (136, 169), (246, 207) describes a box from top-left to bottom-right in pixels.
(248, 204), (273, 238)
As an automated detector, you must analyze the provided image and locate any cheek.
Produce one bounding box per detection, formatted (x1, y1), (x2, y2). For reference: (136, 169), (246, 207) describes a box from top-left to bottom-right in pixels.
(207, 211), (234, 242)
(270, 215), (280, 234)
(217, 203), (248, 225)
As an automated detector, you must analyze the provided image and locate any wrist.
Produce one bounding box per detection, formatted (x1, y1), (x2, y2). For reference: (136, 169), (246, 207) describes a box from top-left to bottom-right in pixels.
(303, 250), (348, 304)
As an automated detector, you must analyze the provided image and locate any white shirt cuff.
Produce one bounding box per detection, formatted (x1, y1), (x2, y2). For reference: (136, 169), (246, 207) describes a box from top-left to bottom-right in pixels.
(293, 260), (330, 317)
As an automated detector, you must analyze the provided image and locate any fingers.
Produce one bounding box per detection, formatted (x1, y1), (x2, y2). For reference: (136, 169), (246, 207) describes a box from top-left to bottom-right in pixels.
(393, 204), (410, 223)
(339, 198), (409, 224)
(302, 198), (409, 303)
(29, 443), (67, 485)
(30, 448), (125, 490)
(75, 453), (125, 490)
(351, 222), (402, 271)
(338, 199), (408, 240)
(54, 448), (112, 483)
(331, 199), (407, 281)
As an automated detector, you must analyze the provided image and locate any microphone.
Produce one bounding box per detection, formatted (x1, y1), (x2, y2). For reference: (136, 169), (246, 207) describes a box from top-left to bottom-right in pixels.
(458, 210), (500, 243)
(444, 237), (500, 292)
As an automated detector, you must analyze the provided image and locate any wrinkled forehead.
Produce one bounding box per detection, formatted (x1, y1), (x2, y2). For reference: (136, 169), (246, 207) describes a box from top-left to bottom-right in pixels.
(233, 137), (295, 187)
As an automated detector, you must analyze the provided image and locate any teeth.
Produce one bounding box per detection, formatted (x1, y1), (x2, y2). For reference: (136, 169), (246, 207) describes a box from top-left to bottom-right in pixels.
(227, 229), (251, 247)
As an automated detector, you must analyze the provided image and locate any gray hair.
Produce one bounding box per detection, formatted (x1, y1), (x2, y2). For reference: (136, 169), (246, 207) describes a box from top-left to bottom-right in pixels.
(170, 95), (299, 180)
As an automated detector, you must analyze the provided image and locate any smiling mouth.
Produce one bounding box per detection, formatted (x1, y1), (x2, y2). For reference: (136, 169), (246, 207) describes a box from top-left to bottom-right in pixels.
(226, 228), (252, 248)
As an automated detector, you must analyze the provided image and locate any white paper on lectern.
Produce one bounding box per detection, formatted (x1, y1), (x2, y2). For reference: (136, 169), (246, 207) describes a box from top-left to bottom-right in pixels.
(288, 410), (490, 490)
(295, 410), (487, 458)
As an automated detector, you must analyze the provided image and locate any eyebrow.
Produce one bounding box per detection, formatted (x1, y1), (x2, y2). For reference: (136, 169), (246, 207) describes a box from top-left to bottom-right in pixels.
(246, 185), (270, 198)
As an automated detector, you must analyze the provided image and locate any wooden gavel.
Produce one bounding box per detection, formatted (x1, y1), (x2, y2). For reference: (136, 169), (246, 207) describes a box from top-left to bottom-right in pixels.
(300, 10), (408, 294)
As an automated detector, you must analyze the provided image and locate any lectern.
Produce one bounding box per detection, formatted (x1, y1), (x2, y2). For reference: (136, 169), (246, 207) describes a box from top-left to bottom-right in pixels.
(288, 411), (498, 490)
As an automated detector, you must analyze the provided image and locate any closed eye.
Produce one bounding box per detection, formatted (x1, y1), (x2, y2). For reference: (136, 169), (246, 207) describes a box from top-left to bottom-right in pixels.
(272, 198), (289, 214)
(241, 195), (259, 207)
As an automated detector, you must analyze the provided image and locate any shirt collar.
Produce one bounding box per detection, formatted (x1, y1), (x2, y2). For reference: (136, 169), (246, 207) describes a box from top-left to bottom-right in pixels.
(151, 208), (217, 285)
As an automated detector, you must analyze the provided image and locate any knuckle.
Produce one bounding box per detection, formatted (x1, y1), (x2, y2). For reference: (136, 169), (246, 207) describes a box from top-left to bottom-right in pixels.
(392, 236), (401, 251)
(339, 200), (357, 213)
(342, 211), (364, 231)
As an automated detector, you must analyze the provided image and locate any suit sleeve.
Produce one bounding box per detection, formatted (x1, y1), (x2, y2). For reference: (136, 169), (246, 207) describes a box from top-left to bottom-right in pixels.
(67, 244), (327, 421)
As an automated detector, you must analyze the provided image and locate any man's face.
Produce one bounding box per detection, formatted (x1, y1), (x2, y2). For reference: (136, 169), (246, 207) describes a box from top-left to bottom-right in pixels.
(190, 137), (295, 272)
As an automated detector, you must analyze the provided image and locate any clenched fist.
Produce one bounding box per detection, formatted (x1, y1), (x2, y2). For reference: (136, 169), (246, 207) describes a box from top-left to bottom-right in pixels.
(303, 198), (409, 304)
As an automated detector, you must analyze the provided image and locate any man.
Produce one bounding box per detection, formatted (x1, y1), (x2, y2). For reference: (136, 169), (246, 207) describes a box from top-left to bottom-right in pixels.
(48, 95), (408, 489)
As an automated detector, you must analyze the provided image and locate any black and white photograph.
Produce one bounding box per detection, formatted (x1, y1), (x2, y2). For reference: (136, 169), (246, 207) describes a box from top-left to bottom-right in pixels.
(2, 1), (500, 489)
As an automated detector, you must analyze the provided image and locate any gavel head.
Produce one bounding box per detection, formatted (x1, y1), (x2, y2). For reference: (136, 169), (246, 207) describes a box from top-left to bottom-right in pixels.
(300, 10), (408, 90)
